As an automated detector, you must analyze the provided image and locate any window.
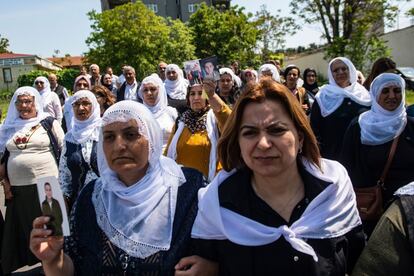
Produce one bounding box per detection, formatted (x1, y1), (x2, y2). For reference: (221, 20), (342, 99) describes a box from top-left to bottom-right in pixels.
(146, 4), (158, 13)
(188, 3), (200, 13)
(3, 68), (12, 83)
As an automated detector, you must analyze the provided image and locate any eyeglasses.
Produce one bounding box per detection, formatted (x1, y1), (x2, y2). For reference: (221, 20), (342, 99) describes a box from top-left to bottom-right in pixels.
(72, 101), (92, 108)
(95, 94), (104, 99)
(15, 100), (33, 106)
(34, 81), (44, 85)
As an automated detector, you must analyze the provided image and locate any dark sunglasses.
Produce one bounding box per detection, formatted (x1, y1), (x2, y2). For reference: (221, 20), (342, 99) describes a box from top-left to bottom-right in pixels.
(35, 81), (44, 85)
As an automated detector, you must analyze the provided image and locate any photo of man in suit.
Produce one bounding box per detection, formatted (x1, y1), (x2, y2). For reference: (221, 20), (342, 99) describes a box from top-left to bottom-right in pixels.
(41, 182), (63, 236)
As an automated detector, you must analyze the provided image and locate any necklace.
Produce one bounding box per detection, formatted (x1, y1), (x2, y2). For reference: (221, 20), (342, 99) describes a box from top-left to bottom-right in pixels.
(251, 177), (304, 218)
(13, 124), (41, 150)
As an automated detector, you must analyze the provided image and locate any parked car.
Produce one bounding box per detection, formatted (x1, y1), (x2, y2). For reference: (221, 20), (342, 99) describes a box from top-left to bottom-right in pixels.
(396, 67), (414, 90)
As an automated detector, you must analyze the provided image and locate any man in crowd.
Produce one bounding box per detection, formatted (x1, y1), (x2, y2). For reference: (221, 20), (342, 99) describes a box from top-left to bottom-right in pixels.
(106, 66), (118, 85)
(48, 73), (69, 107)
(116, 66), (141, 102)
(157, 61), (167, 82)
(89, 64), (102, 87)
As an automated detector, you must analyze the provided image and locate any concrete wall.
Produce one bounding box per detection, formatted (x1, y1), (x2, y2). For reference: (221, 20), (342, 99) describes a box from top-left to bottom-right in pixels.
(285, 25), (414, 78)
(0, 65), (39, 91)
(383, 26), (414, 67)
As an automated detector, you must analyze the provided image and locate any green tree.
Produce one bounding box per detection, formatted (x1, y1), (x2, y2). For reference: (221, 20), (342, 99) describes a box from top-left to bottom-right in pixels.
(163, 18), (196, 65)
(188, 3), (261, 67)
(85, 2), (195, 80)
(0, 34), (10, 53)
(407, 7), (414, 17)
(255, 5), (299, 61)
(290, 0), (399, 70)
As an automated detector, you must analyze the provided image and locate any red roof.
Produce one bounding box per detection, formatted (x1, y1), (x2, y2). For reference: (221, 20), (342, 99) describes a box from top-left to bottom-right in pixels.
(0, 53), (34, 59)
(48, 56), (84, 67)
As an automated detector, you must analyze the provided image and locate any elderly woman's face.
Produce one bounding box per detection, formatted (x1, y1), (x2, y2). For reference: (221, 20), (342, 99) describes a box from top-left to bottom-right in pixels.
(331, 60), (350, 88)
(238, 99), (303, 179)
(75, 79), (89, 92)
(167, 70), (178, 81)
(142, 83), (159, 107)
(219, 74), (233, 95)
(15, 95), (37, 119)
(34, 79), (45, 92)
(378, 84), (402, 111)
(72, 97), (92, 121)
(189, 85), (207, 112)
(103, 119), (149, 185)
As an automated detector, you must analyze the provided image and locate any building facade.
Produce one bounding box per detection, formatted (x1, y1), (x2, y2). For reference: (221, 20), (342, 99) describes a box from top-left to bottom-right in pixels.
(284, 25), (414, 78)
(100, 0), (230, 22)
(0, 53), (62, 91)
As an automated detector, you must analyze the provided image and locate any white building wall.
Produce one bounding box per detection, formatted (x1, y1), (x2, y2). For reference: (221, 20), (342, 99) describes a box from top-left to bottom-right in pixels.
(285, 25), (414, 78)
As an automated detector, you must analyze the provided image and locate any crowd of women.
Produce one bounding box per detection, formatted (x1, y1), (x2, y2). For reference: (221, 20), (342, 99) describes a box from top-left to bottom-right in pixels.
(0, 56), (413, 275)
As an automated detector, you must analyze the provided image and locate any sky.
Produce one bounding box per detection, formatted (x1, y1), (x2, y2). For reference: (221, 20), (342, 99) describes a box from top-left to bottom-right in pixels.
(0, 0), (412, 58)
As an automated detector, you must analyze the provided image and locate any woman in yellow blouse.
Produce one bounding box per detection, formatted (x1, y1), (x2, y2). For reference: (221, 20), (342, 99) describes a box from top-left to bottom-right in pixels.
(166, 80), (231, 182)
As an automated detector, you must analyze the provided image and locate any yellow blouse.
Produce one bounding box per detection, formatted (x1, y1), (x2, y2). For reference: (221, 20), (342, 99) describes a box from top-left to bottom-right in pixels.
(165, 104), (231, 178)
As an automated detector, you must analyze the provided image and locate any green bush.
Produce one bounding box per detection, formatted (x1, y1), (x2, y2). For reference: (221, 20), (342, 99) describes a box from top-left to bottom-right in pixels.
(17, 69), (79, 92)
(17, 70), (50, 87)
(0, 88), (12, 101)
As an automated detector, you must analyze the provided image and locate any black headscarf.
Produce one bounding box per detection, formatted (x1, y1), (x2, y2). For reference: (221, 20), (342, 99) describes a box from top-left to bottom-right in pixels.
(302, 68), (319, 95)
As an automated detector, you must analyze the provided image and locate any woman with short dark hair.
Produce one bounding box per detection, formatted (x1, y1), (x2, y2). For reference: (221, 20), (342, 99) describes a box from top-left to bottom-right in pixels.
(283, 65), (310, 114)
(91, 85), (116, 117)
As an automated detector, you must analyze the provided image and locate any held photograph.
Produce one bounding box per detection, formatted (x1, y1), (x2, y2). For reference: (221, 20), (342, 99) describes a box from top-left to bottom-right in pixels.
(36, 176), (70, 236)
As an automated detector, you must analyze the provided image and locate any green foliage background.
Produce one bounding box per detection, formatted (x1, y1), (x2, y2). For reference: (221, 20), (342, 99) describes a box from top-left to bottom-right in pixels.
(17, 69), (79, 93)
(85, 2), (196, 80)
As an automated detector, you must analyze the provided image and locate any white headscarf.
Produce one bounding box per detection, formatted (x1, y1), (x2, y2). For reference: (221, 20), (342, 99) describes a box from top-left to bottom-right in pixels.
(243, 69), (258, 84)
(33, 76), (52, 110)
(219, 67), (238, 86)
(138, 74), (168, 119)
(0, 87), (47, 155)
(258, 64), (281, 83)
(315, 57), (371, 117)
(167, 109), (218, 182)
(395, 181), (414, 196)
(359, 73), (406, 145)
(164, 64), (189, 100)
(64, 90), (101, 144)
(191, 158), (361, 262)
(92, 100), (186, 259)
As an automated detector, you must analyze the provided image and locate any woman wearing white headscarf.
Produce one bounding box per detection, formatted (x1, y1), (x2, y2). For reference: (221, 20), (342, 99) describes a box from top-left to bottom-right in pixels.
(340, 73), (414, 236)
(216, 68), (241, 108)
(0, 87), (64, 274)
(30, 101), (212, 275)
(139, 74), (178, 152)
(33, 76), (63, 123)
(258, 63), (281, 83)
(310, 57), (371, 160)
(166, 81), (231, 182)
(59, 90), (101, 210)
(164, 64), (189, 114)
